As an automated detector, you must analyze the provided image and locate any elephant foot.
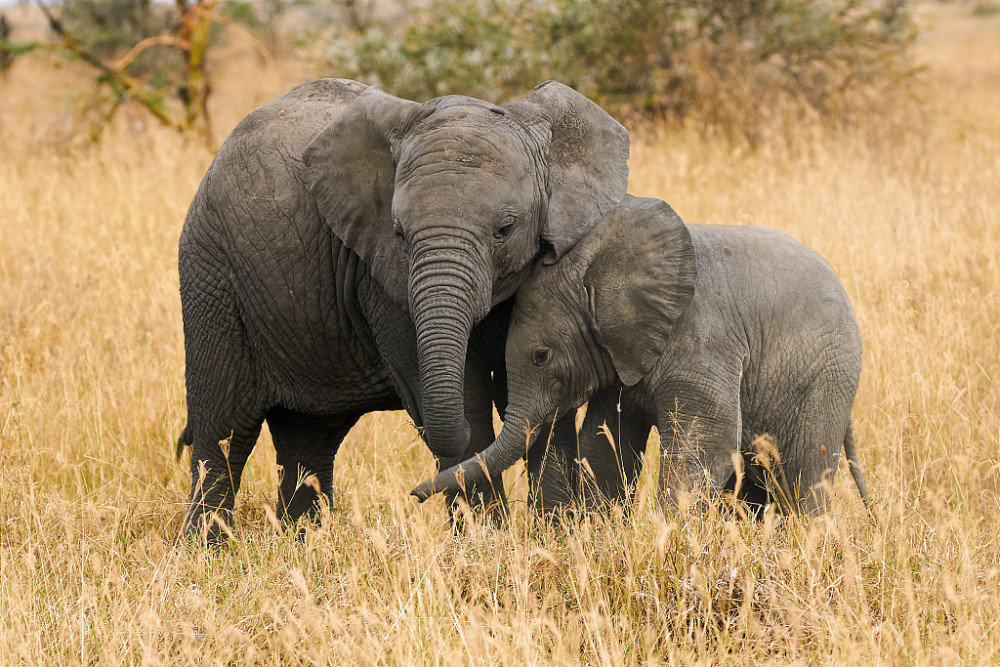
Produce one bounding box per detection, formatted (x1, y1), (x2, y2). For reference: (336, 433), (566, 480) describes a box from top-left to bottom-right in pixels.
(445, 490), (510, 532)
(181, 506), (236, 548)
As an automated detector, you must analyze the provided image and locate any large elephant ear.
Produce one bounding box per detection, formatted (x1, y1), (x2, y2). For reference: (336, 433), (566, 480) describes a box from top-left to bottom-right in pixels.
(582, 196), (696, 386)
(302, 86), (428, 303)
(505, 81), (630, 264)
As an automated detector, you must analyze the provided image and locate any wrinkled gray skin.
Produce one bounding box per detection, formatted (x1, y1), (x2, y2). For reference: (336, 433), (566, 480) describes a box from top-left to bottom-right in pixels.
(177, 79), (629, 539)
(413, 196), (870, 515)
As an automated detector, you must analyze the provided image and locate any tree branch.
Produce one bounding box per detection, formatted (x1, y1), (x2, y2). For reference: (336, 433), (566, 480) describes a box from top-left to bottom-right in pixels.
(192, 6), (274, 68)
(34, 0), (186, 131)
(113, 35), (190, 71)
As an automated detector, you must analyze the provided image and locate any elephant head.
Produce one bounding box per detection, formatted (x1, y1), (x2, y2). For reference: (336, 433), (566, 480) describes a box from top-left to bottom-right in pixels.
(411, 196), (696, 499)
(302, 82), (629, 458)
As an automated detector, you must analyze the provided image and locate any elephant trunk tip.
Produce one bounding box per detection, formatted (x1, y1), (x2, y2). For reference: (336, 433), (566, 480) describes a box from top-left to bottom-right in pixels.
(411, 454), (488, 502)
(423, 416), (472, 460)
(410, 480), (436, 503)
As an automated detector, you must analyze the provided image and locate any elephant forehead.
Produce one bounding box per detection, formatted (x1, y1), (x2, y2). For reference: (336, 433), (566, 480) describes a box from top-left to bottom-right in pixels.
(394, 143), (541, 220)
(511, 298), (578, 353)
(393, 172), (528, 222)
(516, 272), (575, 321)
(398, 110), (536, 176)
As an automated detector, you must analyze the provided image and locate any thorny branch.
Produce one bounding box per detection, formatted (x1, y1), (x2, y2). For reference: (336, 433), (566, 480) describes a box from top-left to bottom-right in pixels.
(1, 0), (272, 144)
(34, 0), (186, 132)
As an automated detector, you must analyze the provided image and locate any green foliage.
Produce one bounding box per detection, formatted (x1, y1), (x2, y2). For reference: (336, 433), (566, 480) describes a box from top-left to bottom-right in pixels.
(2, 1), (223, 142)
(217, 0), (294, 48)
(1, 13), (13, 72)
(57, 0), (182, 86)
(59, 0), (173, 57)
(971, 2), (1000, 17)
(326, 0), (916, 135)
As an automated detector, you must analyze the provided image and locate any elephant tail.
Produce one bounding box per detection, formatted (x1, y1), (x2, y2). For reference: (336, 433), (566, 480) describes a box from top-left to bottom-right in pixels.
(843, 421), (870, 509)
(176, 424), (192, 462)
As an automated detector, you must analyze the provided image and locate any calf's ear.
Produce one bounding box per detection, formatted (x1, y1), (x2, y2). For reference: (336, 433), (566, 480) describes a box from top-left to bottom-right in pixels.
(582, 196), (696, 386)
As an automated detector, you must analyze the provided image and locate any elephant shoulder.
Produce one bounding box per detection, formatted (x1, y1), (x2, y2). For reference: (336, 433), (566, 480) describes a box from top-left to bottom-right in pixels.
(188, 80), (370, 233)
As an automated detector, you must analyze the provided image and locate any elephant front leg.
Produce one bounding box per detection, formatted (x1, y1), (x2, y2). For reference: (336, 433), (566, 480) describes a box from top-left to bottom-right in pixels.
(526, 410), (579, 518)
(575, 387), (654, 512)
(655, 379), (742, 512)
(267, 408), (360, 526)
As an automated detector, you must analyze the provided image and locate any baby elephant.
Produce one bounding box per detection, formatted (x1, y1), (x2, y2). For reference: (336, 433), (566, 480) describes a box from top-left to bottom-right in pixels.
(412, 195), (869, 514)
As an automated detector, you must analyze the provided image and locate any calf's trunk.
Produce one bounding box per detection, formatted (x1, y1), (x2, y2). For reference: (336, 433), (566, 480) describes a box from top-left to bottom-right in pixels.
(411, 410), (538, 501)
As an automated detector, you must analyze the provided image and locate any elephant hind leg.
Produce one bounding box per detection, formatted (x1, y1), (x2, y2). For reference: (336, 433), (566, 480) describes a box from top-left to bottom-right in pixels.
(183, 408), (265, 544)
(267, 407), (359, 525)
(752, 387), (854, 516)
(180, 277), (266, 543)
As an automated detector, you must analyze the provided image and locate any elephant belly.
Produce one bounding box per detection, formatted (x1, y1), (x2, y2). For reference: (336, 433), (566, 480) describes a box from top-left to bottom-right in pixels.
(243, 282), (405, 416)
(266, 360), (404, 416)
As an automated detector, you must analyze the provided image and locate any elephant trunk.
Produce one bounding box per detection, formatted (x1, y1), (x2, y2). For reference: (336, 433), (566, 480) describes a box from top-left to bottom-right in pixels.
(411, 409), (537, 501)
(409, 243), (489, 459)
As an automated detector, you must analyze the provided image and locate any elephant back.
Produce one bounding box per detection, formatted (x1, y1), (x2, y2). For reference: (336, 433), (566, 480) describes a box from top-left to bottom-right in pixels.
(223, 79), (370, 159)
(180, 79), (370, 248)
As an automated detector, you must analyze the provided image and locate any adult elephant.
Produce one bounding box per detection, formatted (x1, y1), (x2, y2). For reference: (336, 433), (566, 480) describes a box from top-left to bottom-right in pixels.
(177, 79), (629, 539)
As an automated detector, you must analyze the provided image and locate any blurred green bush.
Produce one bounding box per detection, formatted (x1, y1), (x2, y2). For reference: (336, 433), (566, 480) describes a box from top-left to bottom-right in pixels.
(326, 0), (915, 136)
(59, 0), (174, 55)
(56, 0), (182, 84)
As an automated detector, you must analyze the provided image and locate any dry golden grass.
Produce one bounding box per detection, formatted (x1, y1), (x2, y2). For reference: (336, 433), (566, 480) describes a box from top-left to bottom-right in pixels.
(2, 4), (999, 664)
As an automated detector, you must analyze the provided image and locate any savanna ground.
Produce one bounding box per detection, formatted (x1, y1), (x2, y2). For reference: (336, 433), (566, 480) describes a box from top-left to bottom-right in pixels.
(1, 4), (999, 664)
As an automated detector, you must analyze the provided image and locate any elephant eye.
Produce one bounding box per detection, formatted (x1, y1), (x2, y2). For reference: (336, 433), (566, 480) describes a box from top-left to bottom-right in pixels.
(532, 347), (551, 367)
(494, 218), (516, 241)
(393, 216), (403, 237)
